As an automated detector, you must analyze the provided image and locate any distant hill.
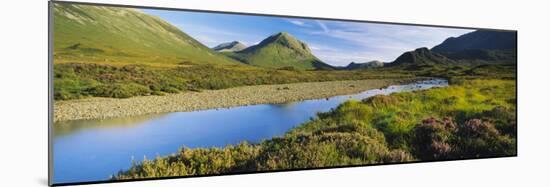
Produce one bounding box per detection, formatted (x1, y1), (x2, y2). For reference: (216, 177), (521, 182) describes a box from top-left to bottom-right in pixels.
(53, 3), (239, 65)
(343, 61), (384, 70)
(387, 30), (517, 67)
(229, 32), (334, 70)
(432, 30), (517, 53)
(388, 47), (455, 67)
(213, 41), (247, 52)
(432, 30), (517, 63)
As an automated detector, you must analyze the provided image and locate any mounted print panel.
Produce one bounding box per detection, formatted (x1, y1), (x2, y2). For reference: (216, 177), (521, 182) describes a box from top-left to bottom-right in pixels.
(49, 1), (517, 186)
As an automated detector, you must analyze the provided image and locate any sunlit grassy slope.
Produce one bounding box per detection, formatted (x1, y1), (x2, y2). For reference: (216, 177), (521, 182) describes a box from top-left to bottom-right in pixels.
(304, 79), (516, 149)
(229, 32), (334, 70)
(53, 3), (239, 65)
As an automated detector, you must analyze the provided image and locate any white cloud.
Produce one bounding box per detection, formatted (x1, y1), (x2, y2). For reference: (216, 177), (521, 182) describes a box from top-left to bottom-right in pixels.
(316, 20), (329, 33)
(305, 21), (473, 63)
(289, 20), (305, 26)
(309, 43), (391, 66)
(174, 23), (260, 47)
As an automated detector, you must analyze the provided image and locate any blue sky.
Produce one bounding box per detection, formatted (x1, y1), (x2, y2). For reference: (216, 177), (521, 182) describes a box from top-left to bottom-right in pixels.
(142, 9), (474, 66)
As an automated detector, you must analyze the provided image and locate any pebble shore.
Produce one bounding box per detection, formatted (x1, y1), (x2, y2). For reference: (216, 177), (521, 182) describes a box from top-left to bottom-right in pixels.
(54, 79), (411, 122)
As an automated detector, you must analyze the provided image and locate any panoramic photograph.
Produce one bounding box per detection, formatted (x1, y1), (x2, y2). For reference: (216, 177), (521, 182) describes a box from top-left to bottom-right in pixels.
(51, 2), (517, 185)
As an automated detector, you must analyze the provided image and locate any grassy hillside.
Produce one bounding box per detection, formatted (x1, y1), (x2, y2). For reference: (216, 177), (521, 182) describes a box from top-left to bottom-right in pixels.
(114, 77), (516, 179)
(387, 47), (455, 67)
(431, 30), (517, 64)
(230, 32), (334, 70)
(53, 3), (239, 65)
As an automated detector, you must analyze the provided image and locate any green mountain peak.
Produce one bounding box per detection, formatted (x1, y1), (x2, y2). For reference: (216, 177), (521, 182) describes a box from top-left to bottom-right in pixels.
(258, 32), (312, 55)
(231, 32), (332, 70)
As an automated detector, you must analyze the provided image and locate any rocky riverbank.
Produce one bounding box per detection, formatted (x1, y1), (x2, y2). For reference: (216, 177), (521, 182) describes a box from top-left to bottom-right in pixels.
(54, 79), (415, 122)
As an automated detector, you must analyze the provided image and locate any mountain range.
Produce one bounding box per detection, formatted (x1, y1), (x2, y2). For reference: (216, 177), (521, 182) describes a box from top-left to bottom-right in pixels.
(431, 30), (517, 63)
(212, 41), (247, 52)
(54, 3), (516, 70)
(432, 30), (517, 53)
(342, 61), (384, 70)
(388, 30), (517, 67)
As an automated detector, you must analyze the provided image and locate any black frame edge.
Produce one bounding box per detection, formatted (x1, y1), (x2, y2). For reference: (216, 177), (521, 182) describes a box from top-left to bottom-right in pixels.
(48, 1), (54, 186)
(50, 0), (517, 32)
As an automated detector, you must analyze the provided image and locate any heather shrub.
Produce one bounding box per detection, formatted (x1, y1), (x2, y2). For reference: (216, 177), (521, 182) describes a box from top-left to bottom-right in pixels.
(456, 119), (516, 157)
(412, 117), (516, 160)
(255, 133), (407, 170)
(413, 117), (457, 160)
(476, 106), (517, 137)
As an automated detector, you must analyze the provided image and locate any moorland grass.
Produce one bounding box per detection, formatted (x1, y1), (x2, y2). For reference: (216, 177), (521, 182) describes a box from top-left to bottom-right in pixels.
(113, 78), (516, 179)
(54, 60), (515, 101)
(53, 62), (414, 100)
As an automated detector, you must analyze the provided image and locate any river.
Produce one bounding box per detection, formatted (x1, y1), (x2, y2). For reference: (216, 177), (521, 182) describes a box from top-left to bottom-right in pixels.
(52, 79), (448, 184)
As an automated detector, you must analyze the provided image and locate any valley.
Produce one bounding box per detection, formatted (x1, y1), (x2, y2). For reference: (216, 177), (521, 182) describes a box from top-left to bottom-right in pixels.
(51, 2), (517, 184)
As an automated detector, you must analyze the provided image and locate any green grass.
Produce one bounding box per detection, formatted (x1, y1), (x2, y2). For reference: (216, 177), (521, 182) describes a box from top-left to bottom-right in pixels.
(113, 78), (516, 179)
(53, 62), (414, 100)
(54, 61), (516, 100)
(294, 79), (516, 150)
(388, 63), (516, 80)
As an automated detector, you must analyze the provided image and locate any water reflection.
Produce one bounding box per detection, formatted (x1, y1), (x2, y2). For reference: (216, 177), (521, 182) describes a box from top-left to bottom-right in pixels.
(54, 114), (167, 137)
(53, 79), (448, 184)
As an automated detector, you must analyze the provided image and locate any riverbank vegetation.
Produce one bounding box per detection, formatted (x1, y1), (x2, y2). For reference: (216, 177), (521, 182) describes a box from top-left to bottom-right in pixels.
(114, 77), (516, 179)
(54, 62), (414, 100)
(53, 62), (515, 101)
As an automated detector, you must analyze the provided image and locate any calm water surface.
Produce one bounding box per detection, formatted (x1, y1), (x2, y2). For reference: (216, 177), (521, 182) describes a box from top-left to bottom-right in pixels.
(53, 79), (448, 183)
